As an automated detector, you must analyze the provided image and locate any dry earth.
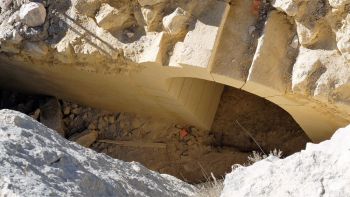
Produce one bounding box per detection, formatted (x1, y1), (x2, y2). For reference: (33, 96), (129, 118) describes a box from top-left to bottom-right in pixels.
(0, 87), (310, 183)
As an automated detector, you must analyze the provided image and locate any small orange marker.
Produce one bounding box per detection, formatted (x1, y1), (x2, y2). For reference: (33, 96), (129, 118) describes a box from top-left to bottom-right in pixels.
(179, 129), (188, 139)
(252, 0), (261, 16)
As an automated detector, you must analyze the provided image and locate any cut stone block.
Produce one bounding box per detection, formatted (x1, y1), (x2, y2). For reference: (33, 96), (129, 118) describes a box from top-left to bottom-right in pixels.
(243, 11), (295, 97)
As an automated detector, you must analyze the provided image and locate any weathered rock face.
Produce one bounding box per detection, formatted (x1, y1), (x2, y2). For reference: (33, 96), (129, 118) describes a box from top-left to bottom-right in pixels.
(221, 124), (350, 197)
(0, 0), (349, 142)
(0, 109), (196, 196)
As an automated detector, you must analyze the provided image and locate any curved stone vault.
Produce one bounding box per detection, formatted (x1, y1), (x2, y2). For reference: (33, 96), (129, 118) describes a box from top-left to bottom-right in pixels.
(0, 0), (349, 142)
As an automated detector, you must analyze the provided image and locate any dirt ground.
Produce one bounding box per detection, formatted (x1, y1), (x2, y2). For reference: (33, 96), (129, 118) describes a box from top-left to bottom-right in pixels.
(0, 86), (310, 183)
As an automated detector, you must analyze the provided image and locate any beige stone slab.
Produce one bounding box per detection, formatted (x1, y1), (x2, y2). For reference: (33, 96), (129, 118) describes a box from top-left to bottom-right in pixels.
(243, 11), (295, 97)
(210, 0), (256, 86)
(169, 1), (230, 69)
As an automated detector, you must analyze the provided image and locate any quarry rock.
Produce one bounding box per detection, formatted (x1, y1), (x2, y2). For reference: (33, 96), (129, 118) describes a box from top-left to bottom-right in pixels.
(271, 0), (299, 16)
(290, 35), (299, 49)
(221, 124), (350, 197)
(0, 109), (196, 196)
(295, 20), (321, 46)
(19, 2), (46, 27)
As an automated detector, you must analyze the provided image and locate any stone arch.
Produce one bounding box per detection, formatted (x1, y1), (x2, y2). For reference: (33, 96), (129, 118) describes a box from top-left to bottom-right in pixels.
(0, 0), (349, 143)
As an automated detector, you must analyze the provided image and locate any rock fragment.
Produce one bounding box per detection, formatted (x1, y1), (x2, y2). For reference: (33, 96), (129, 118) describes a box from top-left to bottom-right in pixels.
(7, 30), (23, 44)
(162, 8), (190, 35)
(328, 0), (350, 8)
(0, 0), (12, 11)
(23, 41), (49, 58)
(69, 129), (98, 147)
(0, 109), (196, 196)
(19, 2), (46, 27)
(95, 3), (130, 31)
(138, 0), (167, 6)
(290, 35), (299, 49)
(40, 98), (65, 137)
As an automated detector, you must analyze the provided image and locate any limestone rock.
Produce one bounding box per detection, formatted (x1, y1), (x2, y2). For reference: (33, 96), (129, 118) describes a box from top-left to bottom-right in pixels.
(0, 0), (12, 11)
(336, 14), (350, 61)
(243, 11), (295, 97)
(74, 0), (102, 17)
(328, 0), (350, 8)
(163, 8), (190, 35)
(19, 2), (46, 27)
(6, 11), (20, 25)
(221, 124), (350, 197)
(138, 0), (167, 6)
(40, 98), (65, 137)
(292, 48), (324, 94)
(141, 5), (164, 31)
(271, 0), (299, 16)
(295, 20), (322, 46)
(95, 3), (130, 31)
(69, 130), (98, 147)
(0, 109), (196, 196)
(22, 41), (48, 58)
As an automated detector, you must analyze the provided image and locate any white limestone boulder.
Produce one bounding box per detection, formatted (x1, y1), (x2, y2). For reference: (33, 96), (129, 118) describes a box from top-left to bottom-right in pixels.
(0, 109), (196, 197)
(19, 2), (46, 27)
(221, 124), (350, 197)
